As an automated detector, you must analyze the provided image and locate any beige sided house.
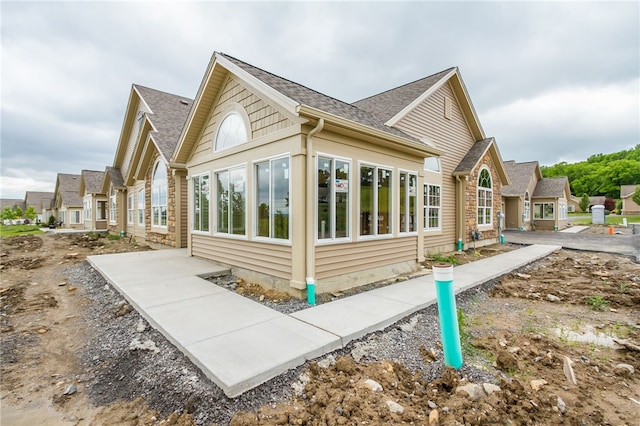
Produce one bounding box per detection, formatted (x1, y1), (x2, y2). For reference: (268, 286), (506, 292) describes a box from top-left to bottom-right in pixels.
(79, 170), (107, 230)
(621, 184), (640, 214)
(53, 173), (83, 229)
(172, 52), (509, 297)
(24, 191), (54, 223)
(104, 85), (193, 246)
(502, 161), (571, 231)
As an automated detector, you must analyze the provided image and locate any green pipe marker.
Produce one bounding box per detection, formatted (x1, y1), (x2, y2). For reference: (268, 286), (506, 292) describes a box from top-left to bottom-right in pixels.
(433, 263), (463, 369)
(306, 278), (316, 305)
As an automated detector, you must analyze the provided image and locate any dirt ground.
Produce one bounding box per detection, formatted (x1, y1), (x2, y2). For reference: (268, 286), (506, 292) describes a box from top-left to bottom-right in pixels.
(1, 231), (639, 425)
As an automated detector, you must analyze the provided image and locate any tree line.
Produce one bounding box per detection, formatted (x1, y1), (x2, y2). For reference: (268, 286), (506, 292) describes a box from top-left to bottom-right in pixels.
(540, 144), (640, 199)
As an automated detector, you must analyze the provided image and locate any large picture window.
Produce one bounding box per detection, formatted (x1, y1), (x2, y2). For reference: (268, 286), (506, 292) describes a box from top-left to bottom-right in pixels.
(399, 172), (417, 233)
(360, 164), (392, 237)
(477, 168), (492, 226)
(216, 167), (246, 235)
(151, 162), (167, 227)
(424, 184), (441, 230)
(215, 113), (248, 151)
(97, 201), (106, 221)
(137, 189), (145, 225)
(256, 156), (289, 240)
(193, 174), (210, 232)
(534, 203), (555, 219)
(317, 156), (350, 240)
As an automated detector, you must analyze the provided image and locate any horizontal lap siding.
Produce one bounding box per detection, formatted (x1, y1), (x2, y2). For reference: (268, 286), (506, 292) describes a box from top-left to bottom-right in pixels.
(395, 82), (476, 250)
(315, 237), (418, 280)
(180, 178), (188, 247)
(190, 76), (293, 162)
(191, 234), (292, 280)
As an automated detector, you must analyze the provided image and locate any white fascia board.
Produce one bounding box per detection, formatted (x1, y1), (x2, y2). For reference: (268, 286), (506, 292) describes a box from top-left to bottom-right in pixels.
(384, 68), (458, 127)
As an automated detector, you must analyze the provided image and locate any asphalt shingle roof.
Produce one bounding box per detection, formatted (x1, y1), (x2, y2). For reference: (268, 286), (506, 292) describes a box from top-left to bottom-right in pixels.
(25, 191), (54, 209)
(220, 53), (420, 142)
(620, 184), (639, 198)
(533, 176), (569, 198)
(81, 170), (105, 194)
(453, 138), (494, 174)
(502, 161), (539, 196)
(0, 199), (26, 211)
(105, 167), (125, 189)
(57, 174), (83, 207)
(352, 68), (455, 123)
(134, 85), (193, 160)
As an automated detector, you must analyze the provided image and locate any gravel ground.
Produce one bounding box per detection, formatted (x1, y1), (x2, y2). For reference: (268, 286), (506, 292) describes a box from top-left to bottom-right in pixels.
(70, 261), (501, 426)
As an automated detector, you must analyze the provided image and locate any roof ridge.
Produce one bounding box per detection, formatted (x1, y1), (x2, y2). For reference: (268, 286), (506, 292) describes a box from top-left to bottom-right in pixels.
(218, 52), (371, 116)
(133, 84), (194, 102)
(353, 67), (456, 104)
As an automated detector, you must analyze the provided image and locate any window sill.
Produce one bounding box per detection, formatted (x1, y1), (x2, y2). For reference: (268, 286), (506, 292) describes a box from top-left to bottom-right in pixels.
(150, 226), (168, 234)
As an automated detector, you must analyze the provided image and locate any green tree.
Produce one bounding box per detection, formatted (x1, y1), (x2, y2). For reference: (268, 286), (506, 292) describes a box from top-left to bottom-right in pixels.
(13, 206), (23, 218)
(24, 206), (38, 221)
(1, 207), (16, 221)
(579, 194), (590, 213)
(632, 186), (640, 207)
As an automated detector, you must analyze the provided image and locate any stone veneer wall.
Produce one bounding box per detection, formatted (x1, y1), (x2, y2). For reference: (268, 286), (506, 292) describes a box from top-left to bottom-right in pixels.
(463, 151), (503, 243)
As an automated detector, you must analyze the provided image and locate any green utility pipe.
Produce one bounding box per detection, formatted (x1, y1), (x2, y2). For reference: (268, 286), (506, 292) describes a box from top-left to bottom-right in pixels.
(433, 263), (463, 369)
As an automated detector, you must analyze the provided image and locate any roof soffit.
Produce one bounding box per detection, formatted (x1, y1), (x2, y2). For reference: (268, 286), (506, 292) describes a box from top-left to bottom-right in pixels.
(113, 87), (142, 168)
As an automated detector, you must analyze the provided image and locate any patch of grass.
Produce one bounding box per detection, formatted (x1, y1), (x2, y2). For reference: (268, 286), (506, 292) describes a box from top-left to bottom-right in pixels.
(106, 233), (121, 241)
(586, 295), (609, 311)
(617, 282), (629, 293)
(570, 214), (640, 225)
(430, 253), (461, 265)
(0, 224), (44, 238)
(457, 308), (477, 356)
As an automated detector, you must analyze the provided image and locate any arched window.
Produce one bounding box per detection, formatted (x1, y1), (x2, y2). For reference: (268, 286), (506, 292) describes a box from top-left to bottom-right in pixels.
(477, 168), (492, 225)
(524, 191), (530, 221)
(424, 157), (440, 172)
(151, 161), (167, 226)
(215, 112), (248, 151)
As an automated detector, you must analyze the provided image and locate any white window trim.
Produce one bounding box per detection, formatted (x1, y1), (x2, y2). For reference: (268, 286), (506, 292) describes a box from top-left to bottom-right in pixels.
(533, 202), (555, 220)
(191, 172), (211, 234)
(524, 191), (530, 221)
(127, 192), (134, 224)
(137, 189), (145, 226)
(211, 163), (248, 239)
(252, 154), (292, 244)
(424, 157), (441, 173)
(424, 183), (442, 232)
(477, 166), (493, 228)
(151, 160), (168, 229)
(213, 104), (251, 153)
(316, 152), (352, 244)
(398, 168), (418, 235)
(357, 161), (394, 240)
(109, 185), (117, 224)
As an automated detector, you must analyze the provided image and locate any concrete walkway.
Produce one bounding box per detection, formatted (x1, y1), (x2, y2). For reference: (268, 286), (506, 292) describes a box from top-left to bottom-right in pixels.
(560, 225), (589, 233)
(87, 244), (560, 398)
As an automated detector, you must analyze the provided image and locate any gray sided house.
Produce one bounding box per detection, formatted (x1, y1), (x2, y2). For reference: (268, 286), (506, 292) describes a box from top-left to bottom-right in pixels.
(502, 160), (571, 231)
(104, 85), (193, 247)
(53, 173), (83, 229)
(172, 52), (509, 297)
(79, 170), (107, 230)
(621, 184), (640, 214)
(25, 191), (55, 223)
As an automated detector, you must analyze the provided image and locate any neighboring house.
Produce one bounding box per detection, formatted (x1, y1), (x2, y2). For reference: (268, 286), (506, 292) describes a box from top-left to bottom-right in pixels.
(53, 173), (84, 229)
(588, 196), (606, 210)
(172, 52), (509, 297)
(79, 170), (107, 230)
(568, 195), (581, 213)
(0, 199), (26, 212)
(103, 85), (193, 246)
(502, 161), (571, 231)
(621, 184), (640, 214)
(24, 191), (55, 223)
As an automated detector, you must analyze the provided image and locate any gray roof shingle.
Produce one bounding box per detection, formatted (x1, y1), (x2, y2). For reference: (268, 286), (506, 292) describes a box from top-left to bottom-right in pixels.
(352, 68), (455, 123)
(81, 170), (105, 194)
(453, 138), (494, 175)
(220, 53), (419, 142)
(502, 161), (539, 196)
(0, 199), (26, 211)
(57, 173), (83, 207)
(533, 177), (569, 198)
(134, 85), (193, 160)
(105, 167), (125, 189)
(25, 191), (55, 209)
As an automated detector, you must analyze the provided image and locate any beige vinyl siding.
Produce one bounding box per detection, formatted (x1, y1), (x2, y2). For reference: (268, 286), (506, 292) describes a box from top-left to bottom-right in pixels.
(394, 82), (476, 251)
(315, 237), (418, 280)
(190, 76), (293, 162)
(192, 234), (292, 280)
(180, 176), (188, 247)
(122, 104), (150, 179)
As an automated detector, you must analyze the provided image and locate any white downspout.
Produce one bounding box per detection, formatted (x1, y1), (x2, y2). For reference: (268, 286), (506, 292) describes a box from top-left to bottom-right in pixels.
(306, 118), (324, 304)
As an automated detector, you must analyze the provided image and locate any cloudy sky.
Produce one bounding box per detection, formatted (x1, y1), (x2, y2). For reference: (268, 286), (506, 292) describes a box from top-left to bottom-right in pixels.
(1, 1), (638, 199)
